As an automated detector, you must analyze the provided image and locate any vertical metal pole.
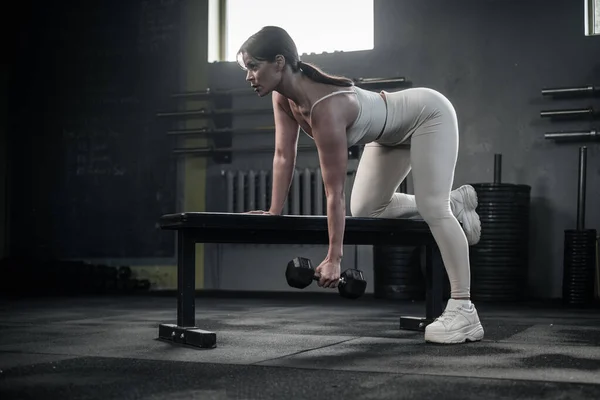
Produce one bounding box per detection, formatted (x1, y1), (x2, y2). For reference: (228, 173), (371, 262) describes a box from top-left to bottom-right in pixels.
(494, 153), (502, 184)
(577, 146), (587, 230)
(177, 231), (196, 328)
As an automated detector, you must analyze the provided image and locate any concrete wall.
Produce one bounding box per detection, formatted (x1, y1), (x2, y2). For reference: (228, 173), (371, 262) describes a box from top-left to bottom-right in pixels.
(201, 0), (600, 299)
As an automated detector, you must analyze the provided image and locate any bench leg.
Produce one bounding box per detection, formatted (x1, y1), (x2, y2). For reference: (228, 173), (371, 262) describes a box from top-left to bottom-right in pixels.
(399, 242), (444, 332)
(157, 230), (217, 348)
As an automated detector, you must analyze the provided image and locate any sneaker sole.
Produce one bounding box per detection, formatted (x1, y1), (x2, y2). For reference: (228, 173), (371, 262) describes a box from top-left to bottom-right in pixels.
(456, 185), (481, 246)
(424, 322), (485, 344)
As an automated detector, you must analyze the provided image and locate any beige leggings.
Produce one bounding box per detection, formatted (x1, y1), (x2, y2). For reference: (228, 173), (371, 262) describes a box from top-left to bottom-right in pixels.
(350, 88), (470, 298)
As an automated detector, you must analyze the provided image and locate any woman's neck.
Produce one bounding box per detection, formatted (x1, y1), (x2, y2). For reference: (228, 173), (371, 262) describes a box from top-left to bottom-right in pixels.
(275, 72), (312, 107)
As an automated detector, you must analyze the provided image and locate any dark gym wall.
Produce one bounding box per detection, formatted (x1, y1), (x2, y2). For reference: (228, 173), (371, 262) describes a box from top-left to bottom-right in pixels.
(7, 0), (185, 259)
(1, 63), (7, 260)
(3, 0), (210, 290)
(202, 0), (600, 299)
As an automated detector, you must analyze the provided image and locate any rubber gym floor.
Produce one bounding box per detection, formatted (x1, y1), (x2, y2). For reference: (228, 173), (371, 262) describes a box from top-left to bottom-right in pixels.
(0, 293), (599, 400)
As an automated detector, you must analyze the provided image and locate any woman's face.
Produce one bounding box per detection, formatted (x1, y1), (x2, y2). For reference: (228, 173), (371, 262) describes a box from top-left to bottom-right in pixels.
(241, 52), (283, 97)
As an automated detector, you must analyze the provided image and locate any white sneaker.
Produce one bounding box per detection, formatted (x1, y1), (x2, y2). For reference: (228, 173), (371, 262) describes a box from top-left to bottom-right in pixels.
(424, 299), (485, 344)
(451, 185), (481, 246)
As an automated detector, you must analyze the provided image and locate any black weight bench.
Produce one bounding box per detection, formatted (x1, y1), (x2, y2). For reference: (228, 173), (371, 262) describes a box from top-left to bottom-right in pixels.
(157, 212), (445, 349)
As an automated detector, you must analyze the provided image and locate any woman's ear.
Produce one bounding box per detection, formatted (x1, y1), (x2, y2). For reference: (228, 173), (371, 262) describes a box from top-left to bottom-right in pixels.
(274, 54), (285, 70)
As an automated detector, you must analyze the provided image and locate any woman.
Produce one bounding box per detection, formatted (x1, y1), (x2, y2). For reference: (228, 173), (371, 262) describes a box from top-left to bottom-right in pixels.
(238, 26), (484, 344)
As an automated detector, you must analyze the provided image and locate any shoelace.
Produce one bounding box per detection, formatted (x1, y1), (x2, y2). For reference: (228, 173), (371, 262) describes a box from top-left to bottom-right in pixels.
(435, 308), (461, 327)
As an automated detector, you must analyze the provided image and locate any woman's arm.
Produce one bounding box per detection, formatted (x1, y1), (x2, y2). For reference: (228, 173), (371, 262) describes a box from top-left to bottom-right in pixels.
(310, 97), (349, 264)
(269, 91), (300, 214)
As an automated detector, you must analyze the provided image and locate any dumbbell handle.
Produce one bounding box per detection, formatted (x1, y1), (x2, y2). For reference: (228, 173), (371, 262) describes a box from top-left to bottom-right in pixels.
(311, 275), (347, 285)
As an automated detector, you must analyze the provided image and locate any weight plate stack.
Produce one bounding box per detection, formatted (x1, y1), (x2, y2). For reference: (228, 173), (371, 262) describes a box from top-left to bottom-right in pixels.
(373, 245), (425, 300)
(470, 183), (531, 302)
(563, 228), (597, 306)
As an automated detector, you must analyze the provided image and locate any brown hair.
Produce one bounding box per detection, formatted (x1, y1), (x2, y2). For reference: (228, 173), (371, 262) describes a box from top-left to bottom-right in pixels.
(237, 26), (354, 87)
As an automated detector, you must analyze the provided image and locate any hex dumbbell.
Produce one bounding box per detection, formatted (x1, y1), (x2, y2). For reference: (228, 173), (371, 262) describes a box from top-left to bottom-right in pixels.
(285, 257), (367, 299)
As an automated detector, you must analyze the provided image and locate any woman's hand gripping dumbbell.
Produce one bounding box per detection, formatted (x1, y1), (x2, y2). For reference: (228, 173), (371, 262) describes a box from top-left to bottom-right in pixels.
(285, 257), (367, 299)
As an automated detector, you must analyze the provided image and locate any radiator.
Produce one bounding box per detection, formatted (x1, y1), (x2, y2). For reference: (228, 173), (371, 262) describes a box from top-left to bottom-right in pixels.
(223, 168), (325, 215)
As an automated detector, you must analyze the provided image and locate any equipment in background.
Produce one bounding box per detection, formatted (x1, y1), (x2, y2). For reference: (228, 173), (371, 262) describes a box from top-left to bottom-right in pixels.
(562, 146), (597, 307)
(544, 129), (598, 141)
(541, 83), (600, 143)
(541, 85), (600, 98)
(286, 257), (367, 300)
(469, 154), (531, 302)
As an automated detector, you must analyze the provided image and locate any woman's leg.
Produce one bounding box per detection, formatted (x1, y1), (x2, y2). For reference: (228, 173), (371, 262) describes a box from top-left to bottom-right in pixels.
(350, 144), (416, 219)
(351, 146), (481, 246)
(398, 96), (483, 344)
(350, 91), (484, 344)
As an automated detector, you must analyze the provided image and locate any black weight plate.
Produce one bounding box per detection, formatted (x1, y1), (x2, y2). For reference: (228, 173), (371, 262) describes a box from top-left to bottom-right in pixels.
(472, 283), (524, 292)
(478, 214), (529, 221)
(564, 241), (596, 247)
(477, 206), (529, 212)
(564, 236), (597, 242)
(472, 277), (525, 284)
(472, 295), (521, 302)
(474, 242), (529, 247)
(472, 269), (526, 276)
(472, 182), (531, 189)
(471, 248), (527, 253)
(374, 272), (418, 280)
(474, 191), (531, 198)
(475, 238), (524, 245)
(564, 233), (597, 239)
(478, 205), (529, 210)
(477, 220), (525, 226)
(477, 200), (530, 205)
(564, 256), (595, 263)
(472, 270), (523, 280)
(564, 270), (595, 276)
(471, 253), (526, 260)
(478, 216), (528, 222)
(477, 199), (529, 205)
(471, 243), (527, 250)
(564, 258), (595, 265)
(472, 263), (525, 269)
(472, 289), (522, 296)
(564, 241), (597, 247)
(478, 229), (528, 236)
(471, 260), (526, 267)
(472, 286), (524, 293)
(473, 254), (526, 259)
(563, 274), (595, 280)
(472, 272), (525, 280)
(478, 232), (525, 239)
(563, 280), (594, 285)
(564, 274), (595, 281)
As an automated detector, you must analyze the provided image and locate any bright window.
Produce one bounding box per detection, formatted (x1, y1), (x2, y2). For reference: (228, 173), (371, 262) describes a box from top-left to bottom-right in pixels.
(596, 0), (600, 34)
(585, 0), (600, 36)
(220, 0), (374, 62)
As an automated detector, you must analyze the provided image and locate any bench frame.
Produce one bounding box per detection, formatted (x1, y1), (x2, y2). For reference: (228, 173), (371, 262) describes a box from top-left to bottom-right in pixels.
(157, 212), (445, 349)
